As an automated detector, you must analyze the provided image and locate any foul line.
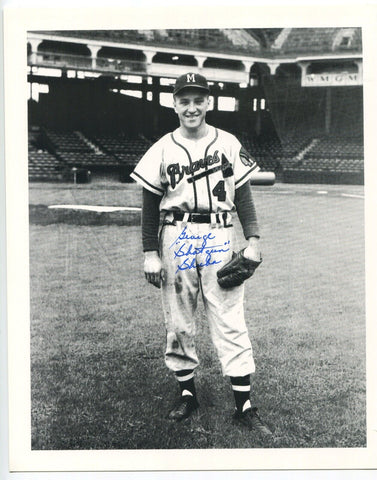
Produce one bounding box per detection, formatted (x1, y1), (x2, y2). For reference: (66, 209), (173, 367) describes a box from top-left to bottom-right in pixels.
(48, 205), (141, 212)
(47, 192), (364, 213)
(341, 194), (364, 199)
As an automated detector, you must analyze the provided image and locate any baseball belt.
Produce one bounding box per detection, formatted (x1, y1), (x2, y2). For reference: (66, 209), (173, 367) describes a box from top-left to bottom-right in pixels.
(171, 211), (232, 227)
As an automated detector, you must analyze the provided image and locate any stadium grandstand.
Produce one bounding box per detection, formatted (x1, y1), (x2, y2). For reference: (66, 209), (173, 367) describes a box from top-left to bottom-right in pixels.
(27, 27), (363, 184)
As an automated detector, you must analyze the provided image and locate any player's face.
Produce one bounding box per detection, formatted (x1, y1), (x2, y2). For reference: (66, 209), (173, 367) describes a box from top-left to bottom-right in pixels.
(173, 89), (210, 131)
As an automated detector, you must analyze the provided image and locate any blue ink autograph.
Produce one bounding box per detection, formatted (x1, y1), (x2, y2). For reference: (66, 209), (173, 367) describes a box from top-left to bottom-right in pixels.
(169, 226), (230, 273)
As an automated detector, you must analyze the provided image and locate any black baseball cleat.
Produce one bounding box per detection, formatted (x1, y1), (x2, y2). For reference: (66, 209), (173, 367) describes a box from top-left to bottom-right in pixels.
(233, 407), (274, 439)
(168, 395), (199, 421)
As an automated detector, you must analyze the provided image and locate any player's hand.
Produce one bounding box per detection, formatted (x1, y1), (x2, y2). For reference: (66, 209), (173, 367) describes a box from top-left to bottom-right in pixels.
(243, 237), (262, 262)
(144, 251), (165, 288)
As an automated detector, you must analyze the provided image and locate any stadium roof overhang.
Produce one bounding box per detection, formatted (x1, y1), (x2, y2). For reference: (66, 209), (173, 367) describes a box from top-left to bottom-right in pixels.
(27, 32), (362, 85)
(28, 32), (362, 62)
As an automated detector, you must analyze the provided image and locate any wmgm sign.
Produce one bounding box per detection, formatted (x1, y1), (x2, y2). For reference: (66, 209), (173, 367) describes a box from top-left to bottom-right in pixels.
(302, 71), (362, 87)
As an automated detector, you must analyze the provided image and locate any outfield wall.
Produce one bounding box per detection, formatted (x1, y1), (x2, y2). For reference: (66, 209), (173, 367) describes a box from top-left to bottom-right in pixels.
(283, 170), (364, 185)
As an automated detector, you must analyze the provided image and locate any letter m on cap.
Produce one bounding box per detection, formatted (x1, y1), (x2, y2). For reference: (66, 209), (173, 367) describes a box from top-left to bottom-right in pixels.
(187, 73), (196, 82)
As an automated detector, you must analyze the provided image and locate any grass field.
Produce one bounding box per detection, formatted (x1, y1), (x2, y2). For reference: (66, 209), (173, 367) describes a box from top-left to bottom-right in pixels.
(29, 182), (365, 449)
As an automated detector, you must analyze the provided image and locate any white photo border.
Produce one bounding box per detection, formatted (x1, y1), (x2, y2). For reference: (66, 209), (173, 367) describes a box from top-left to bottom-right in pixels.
(4, 2), (377, 473)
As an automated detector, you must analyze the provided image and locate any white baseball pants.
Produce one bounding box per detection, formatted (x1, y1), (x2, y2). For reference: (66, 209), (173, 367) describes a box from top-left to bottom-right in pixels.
(159, 217), (255, 377)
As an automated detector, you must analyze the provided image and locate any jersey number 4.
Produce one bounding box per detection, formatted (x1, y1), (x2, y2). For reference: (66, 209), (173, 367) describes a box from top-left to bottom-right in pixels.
(212, 181), (226, 201)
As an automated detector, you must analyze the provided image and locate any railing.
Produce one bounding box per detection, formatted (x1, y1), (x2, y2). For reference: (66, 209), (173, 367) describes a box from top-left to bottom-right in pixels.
(28, 51), (249, 84)
(28, 52), (147, 75)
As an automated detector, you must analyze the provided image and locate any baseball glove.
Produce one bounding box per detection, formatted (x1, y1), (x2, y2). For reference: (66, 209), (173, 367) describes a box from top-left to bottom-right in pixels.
(217, 249), (262, 289)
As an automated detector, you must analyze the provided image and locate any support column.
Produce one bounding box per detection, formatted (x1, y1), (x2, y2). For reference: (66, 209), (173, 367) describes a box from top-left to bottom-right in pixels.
(211, 84), (219, 111)
(298, 61), (310, 85)
(141, 77), (150, 136)
(242, 60), (254, 80)
(87, 45), (102, 69)
(195, 55), (207, 70)
(355, 60), (363, 81)
(28, 39), (42, 64)
(144, 50), (156, 65)
(325, 87), (332, 135)
(255, 109), (262, 137)
(152, 76), (160, 135)
(141, 76), (148, 100)
(236, 86), (249, 133)
(144, 50), (156, 79)
(240, 60), (254, 85)
(267, 62), (280, 76)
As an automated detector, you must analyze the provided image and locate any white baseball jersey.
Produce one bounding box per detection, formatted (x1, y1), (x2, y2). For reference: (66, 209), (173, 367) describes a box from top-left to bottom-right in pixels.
(130, 125), (259, 213)
(131, 124), (258, 377)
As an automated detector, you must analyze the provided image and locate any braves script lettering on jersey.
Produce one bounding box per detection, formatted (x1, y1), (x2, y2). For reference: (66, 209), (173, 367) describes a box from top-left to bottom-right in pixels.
(130, 73), (273, 437)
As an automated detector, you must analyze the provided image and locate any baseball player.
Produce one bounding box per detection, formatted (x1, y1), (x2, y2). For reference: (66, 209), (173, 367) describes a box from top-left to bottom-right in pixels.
(131, 72), (273, 438)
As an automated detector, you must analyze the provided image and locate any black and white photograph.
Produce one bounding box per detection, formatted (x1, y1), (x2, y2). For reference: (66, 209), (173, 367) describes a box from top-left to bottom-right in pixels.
(3, 2), (377, 475)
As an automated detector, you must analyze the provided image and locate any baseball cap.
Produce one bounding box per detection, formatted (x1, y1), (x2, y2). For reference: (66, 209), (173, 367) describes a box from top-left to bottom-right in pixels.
(173, 72), (210, 95)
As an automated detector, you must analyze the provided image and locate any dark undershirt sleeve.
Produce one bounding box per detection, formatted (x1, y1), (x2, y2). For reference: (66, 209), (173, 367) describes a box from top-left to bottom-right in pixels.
(234, 181), (260, 239)
(142, 187), (162, 252)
